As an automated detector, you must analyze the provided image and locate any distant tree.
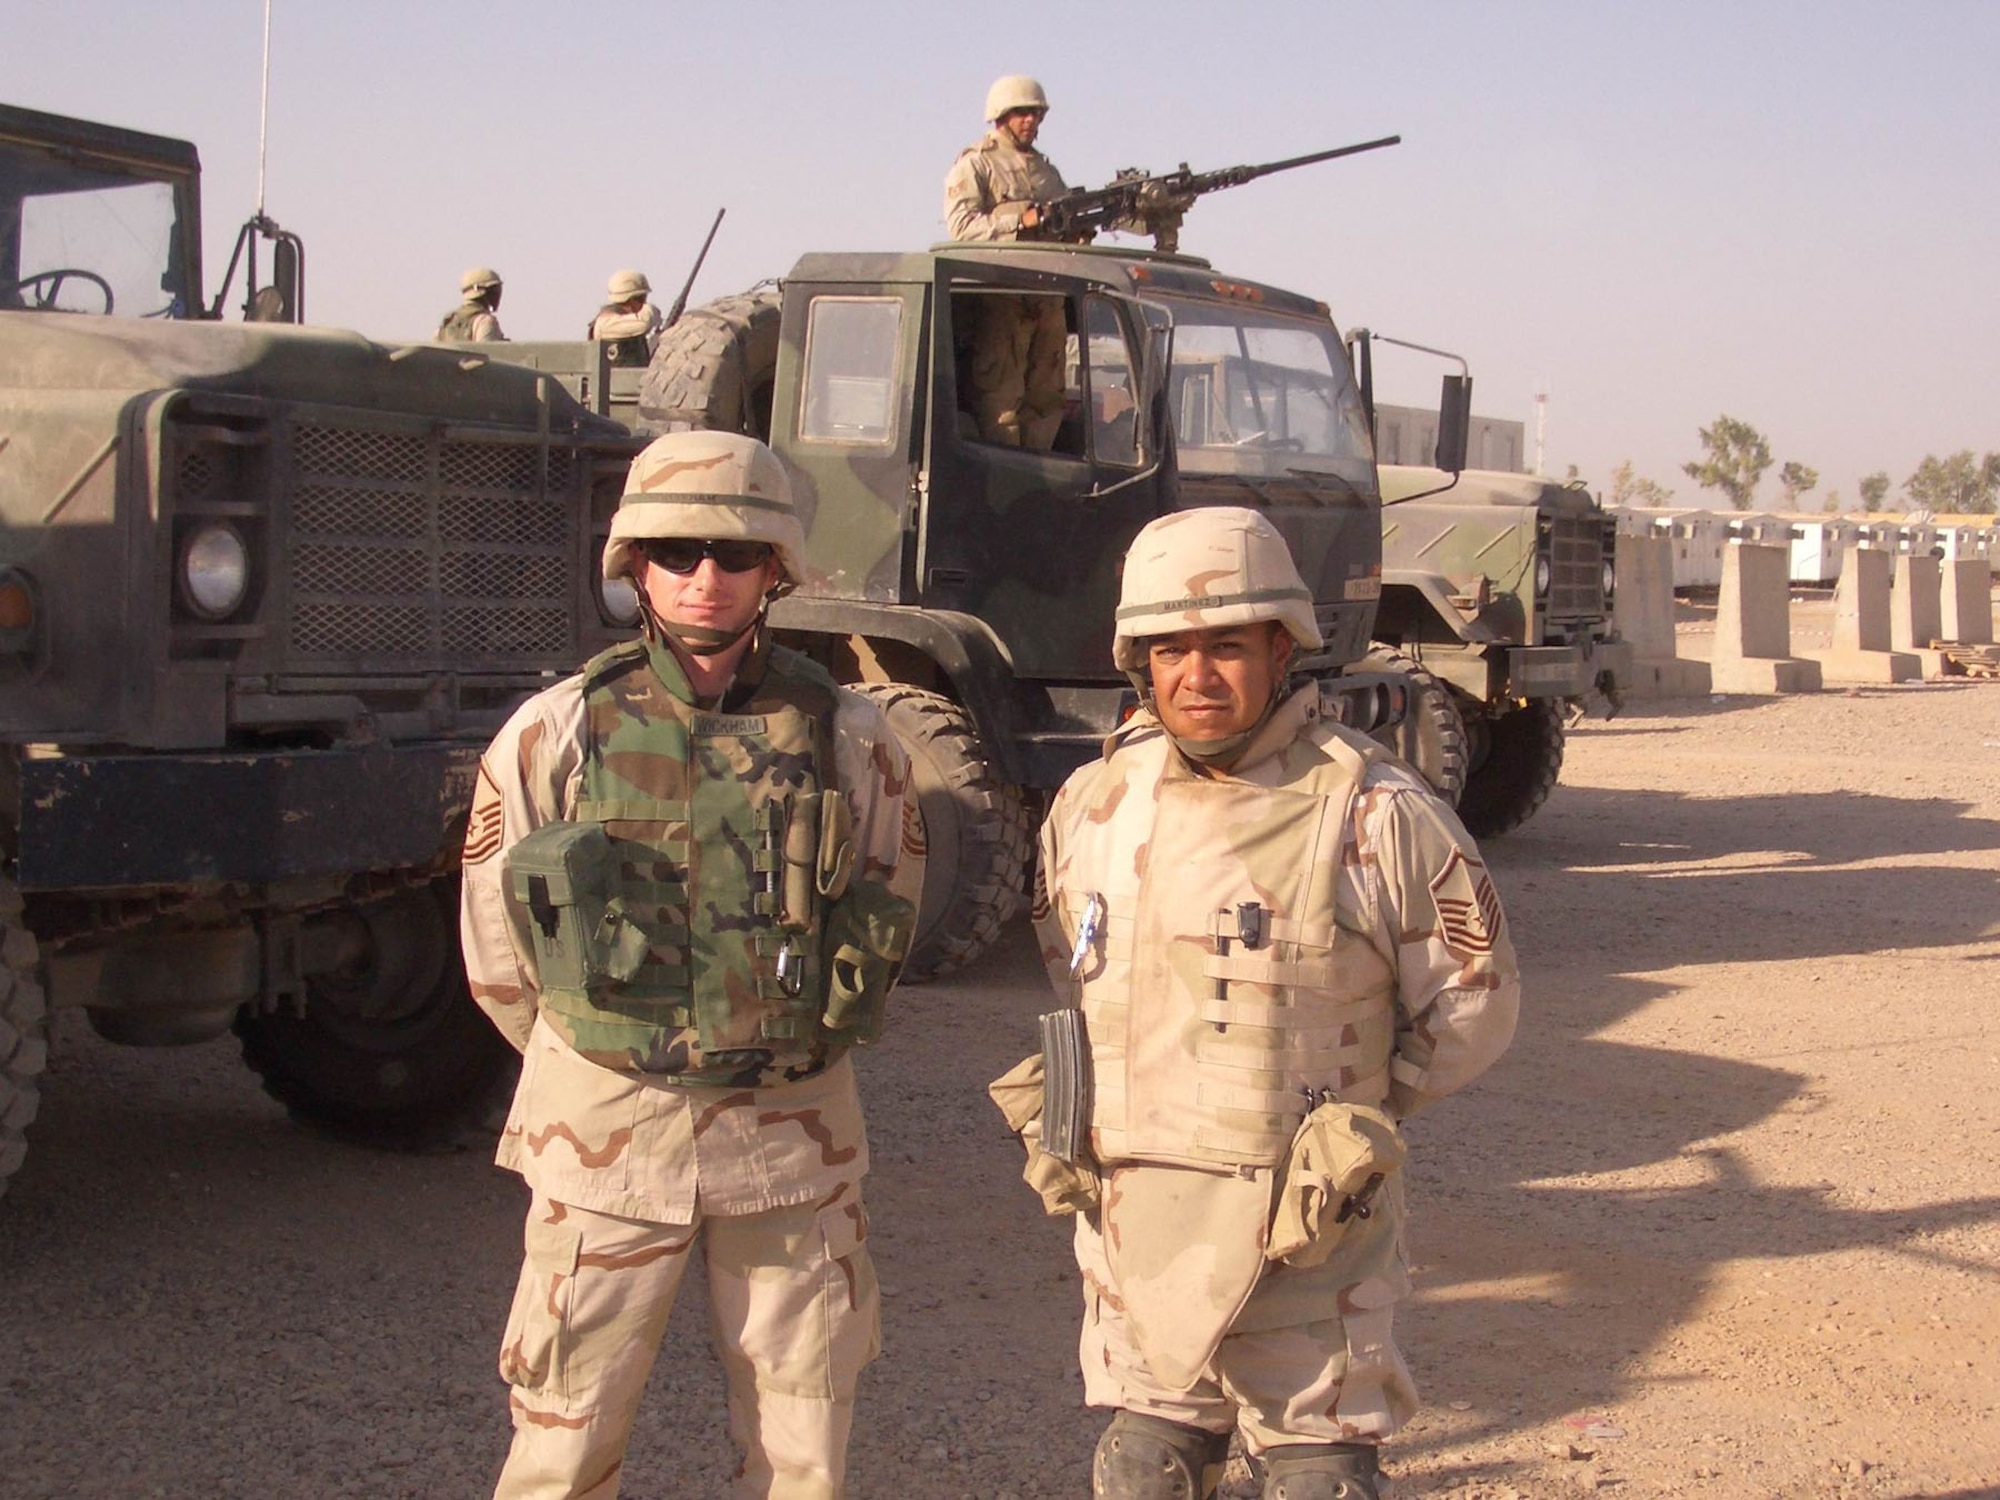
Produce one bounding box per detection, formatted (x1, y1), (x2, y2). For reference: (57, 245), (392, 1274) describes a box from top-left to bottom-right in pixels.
(1778, 461), (1819, 509)
(1859, 471), (1890, 512)
(1681, 415), (1772, 510)
(1903, 450), (2000, 514)
(1608, 459), (1675, 507)
(1820, 489), (1842, 515)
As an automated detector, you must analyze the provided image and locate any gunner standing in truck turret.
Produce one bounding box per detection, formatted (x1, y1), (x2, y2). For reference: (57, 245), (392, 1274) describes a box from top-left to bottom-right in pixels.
(943, 75), (1073, 449)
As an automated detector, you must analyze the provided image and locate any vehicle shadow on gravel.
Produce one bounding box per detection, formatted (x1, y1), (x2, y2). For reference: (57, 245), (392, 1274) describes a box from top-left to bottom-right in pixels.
(1383, 778), (2000, 1486)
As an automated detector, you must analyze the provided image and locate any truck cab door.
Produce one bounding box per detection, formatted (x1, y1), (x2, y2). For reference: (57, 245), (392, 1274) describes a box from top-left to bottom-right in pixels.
(772, 279), (928, 603)
(923, 263), (1170, 681)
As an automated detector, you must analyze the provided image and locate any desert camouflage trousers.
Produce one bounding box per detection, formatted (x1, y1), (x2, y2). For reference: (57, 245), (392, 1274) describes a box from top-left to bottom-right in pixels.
(965, 293), (1067, 450)
(494, 1188), (880, 1500)
(1072, 1170), (1416, 1455)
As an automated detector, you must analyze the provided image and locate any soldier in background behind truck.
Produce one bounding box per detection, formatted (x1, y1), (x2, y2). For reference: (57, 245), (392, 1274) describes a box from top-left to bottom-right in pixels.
(996, 508), (1519, 1500)
(943, 74), (1071, 448)
(438, 265), (507, 342)
(588, 267), (663, 366)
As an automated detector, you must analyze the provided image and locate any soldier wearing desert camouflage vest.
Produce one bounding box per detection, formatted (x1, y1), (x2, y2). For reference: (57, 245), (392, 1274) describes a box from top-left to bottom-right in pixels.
(991, 508), (1519, 1500)
(438, 265), (507, 342)
(460, 430), (924, 1500)
(943, 74), (1073, 450)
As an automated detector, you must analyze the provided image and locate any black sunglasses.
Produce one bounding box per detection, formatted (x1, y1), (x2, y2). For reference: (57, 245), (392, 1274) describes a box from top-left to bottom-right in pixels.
(643, 538), (775, 575)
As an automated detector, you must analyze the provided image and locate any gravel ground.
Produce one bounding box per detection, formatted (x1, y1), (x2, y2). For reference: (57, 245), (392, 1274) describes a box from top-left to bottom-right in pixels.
(3, 674), (1998, 1498)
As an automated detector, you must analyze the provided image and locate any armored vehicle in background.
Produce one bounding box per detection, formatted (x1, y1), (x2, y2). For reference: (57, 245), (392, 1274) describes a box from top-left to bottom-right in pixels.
(0, 103), (639, 1200)
(622, 243), (1469, 978)
(1372, 464), (1628, 835)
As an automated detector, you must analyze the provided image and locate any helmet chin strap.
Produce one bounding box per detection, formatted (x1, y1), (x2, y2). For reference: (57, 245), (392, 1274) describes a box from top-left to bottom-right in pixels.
(637, 591), (770, 707)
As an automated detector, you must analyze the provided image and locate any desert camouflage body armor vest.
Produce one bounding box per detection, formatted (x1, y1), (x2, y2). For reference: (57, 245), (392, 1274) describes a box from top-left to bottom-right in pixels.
(1054, 720), (1401, 1170)
(509, 638), (898, 1085)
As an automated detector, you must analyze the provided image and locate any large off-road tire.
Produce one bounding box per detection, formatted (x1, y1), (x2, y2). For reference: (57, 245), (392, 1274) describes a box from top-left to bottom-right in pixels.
(637, 287), (782, 440)
(0, 879), (48, 1202)
(1456, 698), (1566, 838)
(1362, 647), (1469, 806)
(234, 881), (515, 1150)
(851, 683), (1033, 983)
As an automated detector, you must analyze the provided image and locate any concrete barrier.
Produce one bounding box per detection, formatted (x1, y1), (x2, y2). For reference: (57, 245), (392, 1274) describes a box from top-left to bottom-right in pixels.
(1711, 541), (1821, 693)
(1942, 558), (1996, 645)
(1613, 532), (1711, 697)
(1818, 547), (1920, 683)
(1891, 553), (1943, 654)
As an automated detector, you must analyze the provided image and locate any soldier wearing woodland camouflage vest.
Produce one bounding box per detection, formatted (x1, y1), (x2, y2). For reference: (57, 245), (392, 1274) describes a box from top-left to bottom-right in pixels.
(460, 431), (924, 1500)
(438, 265), (507, 342)
(990, 508), (1519, 1500)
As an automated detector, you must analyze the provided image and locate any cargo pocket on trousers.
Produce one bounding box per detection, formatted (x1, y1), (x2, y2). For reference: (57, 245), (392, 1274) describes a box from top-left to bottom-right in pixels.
(499, 1209), (583, 1407)
(820, 1198), (881, 1392)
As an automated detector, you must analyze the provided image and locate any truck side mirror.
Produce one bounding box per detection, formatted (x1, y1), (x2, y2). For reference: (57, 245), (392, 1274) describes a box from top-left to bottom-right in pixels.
(269, 237), (302, 324)
(1435, 373), (1472, 472)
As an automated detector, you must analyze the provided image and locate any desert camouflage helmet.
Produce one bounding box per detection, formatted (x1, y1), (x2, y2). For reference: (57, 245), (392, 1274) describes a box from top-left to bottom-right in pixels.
(459, 266), (503, 295)
(603, 431), (806, 592)
(985, 75), (1050, 121)
(607, 268), (651, 300)
(1112, 506), (1324, 670)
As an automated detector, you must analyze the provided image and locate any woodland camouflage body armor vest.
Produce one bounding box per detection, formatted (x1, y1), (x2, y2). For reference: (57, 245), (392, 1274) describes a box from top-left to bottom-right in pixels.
(437, 301), (489, 340)
(508, 639), (907, 1086)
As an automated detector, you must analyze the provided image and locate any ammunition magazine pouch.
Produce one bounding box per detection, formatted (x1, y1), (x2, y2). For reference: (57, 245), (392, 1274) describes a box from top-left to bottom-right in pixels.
(507, 821), (651, 995)
(988, 1052), (1101, 1215)
(818, 872), (913, 1045)
(1265, 1102), (1406, 1268)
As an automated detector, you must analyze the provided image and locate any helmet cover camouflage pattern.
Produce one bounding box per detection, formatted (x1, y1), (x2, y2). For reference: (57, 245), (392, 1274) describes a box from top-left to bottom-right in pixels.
(607, 268), (651, 300)
(1112, 506), (1324, 670)
(604, 430), (807, 590)
(460, 265), (503, 295)
(985, 74), (1050, 121)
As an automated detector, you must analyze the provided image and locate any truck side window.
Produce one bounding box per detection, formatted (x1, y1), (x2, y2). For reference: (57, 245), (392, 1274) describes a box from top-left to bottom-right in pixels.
(800, 296), (903, 446)
(949, 287), (1083, 459)
(1083, 297), (1141, 469)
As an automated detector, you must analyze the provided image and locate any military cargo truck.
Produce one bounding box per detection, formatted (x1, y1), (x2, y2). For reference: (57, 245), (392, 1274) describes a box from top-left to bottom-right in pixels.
(618, 245), (1469, 978)
(0, 103), (641, 1200)
(1372, 463), (1628, 835)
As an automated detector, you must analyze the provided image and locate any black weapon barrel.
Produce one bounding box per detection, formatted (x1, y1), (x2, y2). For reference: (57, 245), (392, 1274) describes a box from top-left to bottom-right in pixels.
(1228, 134), (1402, 184)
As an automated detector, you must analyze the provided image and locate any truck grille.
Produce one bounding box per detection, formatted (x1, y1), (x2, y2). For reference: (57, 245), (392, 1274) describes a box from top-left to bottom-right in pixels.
(288, 424), (575, 662)
(1546, 514), (1610, 622)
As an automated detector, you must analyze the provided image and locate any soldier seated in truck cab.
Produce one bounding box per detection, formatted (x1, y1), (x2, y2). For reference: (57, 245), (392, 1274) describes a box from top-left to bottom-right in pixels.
(948, 287), (1145, 470)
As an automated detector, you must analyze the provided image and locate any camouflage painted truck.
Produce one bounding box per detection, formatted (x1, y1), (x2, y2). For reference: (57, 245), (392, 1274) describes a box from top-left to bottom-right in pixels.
(594, 240), (1471, 979)
(1371, 463), (1628, 835)
(0, 103), (644, 1199)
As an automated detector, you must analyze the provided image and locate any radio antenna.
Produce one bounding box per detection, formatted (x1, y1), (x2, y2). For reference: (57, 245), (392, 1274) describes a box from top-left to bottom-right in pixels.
(256, 0), (273, 214)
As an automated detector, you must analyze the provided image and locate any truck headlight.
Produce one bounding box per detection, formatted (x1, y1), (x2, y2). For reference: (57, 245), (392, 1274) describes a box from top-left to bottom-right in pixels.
(1601, 558), (1616, 601)
(181, 524), (249, 619)
(0, 567), (38, 656)
(599, 575), (641, 628)
(1534, 555), (1553, 597)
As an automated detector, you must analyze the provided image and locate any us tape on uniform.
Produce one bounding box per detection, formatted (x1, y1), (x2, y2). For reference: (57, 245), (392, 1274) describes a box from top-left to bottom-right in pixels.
(1039, 890), (1103, 1164)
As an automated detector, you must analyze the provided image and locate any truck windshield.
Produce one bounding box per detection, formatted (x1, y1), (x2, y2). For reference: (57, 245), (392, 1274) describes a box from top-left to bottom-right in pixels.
(1156, 297), (1373, 488)
(0, 139), (192, 318)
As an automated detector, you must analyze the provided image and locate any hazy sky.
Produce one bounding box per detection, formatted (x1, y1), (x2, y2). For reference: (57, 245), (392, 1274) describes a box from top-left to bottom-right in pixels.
(8, 1), (1996, 509)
